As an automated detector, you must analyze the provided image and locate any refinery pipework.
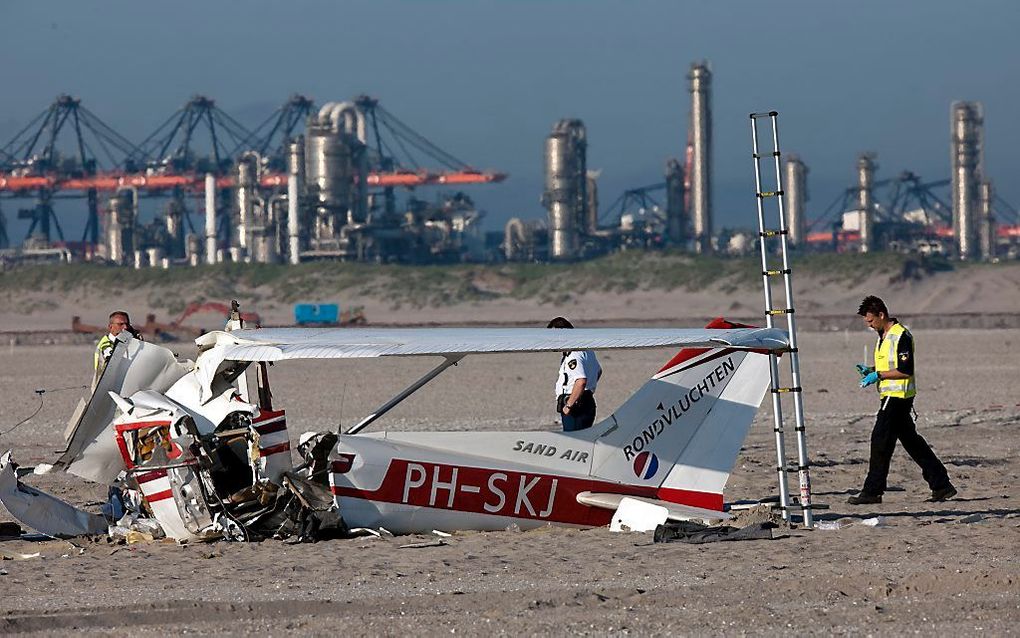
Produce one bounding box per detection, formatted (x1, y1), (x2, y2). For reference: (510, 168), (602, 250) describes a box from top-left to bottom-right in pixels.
(664, 158), (686, 246)
(544, 119), (588, 261)
(979, 180), (996, 262)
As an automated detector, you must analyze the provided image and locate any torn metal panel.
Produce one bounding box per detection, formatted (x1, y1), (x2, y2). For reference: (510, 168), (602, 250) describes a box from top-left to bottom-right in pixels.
(251, 409), (291, 485)
(165, 373), (258, 435)
(56, 337), (191, 484)
(0, 452), (107, 538)
(133, 445), (217, 542)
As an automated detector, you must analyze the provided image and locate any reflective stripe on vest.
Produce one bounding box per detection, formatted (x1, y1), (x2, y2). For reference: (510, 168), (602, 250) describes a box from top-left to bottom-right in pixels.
(874, 322), (916, 399)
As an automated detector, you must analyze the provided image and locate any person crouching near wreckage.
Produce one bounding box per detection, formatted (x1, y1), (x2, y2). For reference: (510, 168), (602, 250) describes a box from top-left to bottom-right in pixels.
(93, 310), (141, 384)
(548, 317), (602, 432)
(848, 295), (957, 505)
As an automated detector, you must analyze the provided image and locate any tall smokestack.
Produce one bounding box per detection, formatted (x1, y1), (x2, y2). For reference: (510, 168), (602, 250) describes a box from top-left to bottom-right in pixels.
(979, 180), (996, 262)
(665, 158), (686, 246)
(951, 101), (982, 260)
(288, 137), (304, 265)
(856, 153), (876, 253)
(204, 173), (217, 264)
(783, 154), (808, 247)
(688, 61), (712, 254)
(107, 193), (125, 265)
(236, 155), (258, 253)
(288, 174), (301, 265)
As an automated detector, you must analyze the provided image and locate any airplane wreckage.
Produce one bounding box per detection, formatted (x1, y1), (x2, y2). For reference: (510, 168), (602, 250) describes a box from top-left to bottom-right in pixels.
(0, 304), (807, 543)
(1, 111), (817, 542)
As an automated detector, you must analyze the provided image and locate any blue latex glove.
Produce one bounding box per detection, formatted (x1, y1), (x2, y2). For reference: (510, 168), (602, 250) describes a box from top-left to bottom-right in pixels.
(859, 371), (880, 388)
(855, 363), (875, 378)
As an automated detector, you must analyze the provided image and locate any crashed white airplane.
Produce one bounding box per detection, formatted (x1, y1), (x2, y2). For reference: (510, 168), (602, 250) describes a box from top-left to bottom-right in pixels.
(0, 312), (788, 541)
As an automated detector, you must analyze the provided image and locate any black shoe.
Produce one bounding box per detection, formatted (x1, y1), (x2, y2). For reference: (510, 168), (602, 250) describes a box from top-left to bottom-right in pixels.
(927, 485), (957, 502)
(847, 493), (882, 505)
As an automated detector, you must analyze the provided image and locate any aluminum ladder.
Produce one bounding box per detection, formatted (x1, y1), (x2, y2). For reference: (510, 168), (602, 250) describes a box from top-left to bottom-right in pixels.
(749, 111), (814, 528)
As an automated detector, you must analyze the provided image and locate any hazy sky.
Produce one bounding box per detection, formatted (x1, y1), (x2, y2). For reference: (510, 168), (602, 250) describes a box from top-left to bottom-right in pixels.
(2, 1), (1018, 241)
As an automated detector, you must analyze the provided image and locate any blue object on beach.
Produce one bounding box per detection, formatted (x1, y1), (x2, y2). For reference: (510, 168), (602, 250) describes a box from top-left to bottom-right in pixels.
(294, 303), (339, 325)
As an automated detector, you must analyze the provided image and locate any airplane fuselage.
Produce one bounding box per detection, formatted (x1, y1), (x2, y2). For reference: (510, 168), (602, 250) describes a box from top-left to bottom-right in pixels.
(328, 432), (721, 534)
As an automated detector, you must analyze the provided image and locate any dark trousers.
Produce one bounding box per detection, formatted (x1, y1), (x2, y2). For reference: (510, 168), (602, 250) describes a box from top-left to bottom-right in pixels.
(862, 396), (951, 495)
(560, 391), (596, 432)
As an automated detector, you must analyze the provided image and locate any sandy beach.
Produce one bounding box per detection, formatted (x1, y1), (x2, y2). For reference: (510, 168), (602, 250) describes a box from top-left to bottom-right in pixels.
(1, 324), (1018, 634)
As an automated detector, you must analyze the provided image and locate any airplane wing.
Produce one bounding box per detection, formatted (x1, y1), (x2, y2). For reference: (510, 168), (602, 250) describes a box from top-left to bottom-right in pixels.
(193, 326), (788, 401)
(197, 326), (789, 361)
(575, 491), (732, 523)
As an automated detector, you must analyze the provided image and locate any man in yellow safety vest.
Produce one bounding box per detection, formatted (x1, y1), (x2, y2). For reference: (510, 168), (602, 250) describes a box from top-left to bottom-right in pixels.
(93, 311), (138, 382)
(848, 296), (956, 505)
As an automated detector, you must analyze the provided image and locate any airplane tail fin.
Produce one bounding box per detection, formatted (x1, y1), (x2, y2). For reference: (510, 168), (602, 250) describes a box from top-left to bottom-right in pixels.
(589, 318), (771, 511)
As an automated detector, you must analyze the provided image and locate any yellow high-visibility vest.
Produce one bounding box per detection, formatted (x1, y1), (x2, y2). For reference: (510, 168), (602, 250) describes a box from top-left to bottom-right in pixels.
(874, 322), (916, 399)
(94, 334), (114, 370)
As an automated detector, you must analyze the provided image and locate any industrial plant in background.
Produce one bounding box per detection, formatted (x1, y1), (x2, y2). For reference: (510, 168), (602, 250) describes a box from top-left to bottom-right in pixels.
(789, 101), (1017, 260)
(0, 94), (505, 267)
(503, 62), (1017, 263)
(2, 66), (1018, 269)
(504, 61), (714, 262)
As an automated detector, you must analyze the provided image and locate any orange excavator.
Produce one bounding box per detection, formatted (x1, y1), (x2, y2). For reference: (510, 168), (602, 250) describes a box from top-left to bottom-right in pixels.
(171, 302), (261, 330)
(142, 303), (261, 341)
(72, 303), (262, 342)
(138, 303), (259, 341)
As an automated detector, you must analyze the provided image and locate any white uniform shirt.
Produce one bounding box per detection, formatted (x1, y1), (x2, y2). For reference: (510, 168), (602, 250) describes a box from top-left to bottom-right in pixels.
(554, 350), (601, 397)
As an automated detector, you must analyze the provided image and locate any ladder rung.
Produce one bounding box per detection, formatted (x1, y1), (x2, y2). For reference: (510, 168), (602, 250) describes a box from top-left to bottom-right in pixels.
(766, 308), (794, 316)
(771, 386), (803, 394)
(757, 190), (784, 198)
(749, 111), (779, 119)
(763, 268), (791, 276)
(759, 229), (788, 237)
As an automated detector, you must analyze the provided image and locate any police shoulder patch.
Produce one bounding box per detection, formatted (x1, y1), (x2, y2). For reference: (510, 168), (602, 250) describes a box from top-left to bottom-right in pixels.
(568, 359), (577, 370)
(899, 352), (910, 360)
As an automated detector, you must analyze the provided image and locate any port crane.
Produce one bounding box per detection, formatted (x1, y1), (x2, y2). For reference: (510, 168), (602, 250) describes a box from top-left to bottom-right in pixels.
(0, 94), (507, 249)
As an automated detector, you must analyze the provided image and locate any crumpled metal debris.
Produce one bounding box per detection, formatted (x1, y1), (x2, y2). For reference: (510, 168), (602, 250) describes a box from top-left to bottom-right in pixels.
(653, 520), (775, 544)
(0, 451), (107, 538)
(0, 334), (355, 546)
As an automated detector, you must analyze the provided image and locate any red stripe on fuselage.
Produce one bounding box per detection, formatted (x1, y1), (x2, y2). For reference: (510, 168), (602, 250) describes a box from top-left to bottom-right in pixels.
(146, 489), (174, 503)
(253, 409), (286, 424)
(255, 420), (287, 435)
(134, 469), (168, 484)
(656, 318), (758, 374)
(260, 442), (291, 456)
(657, 487), (724, 511)
(331, 458), (723, 527)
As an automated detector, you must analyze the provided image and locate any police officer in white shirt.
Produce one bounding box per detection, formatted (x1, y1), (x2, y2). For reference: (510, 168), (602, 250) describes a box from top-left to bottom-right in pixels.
(548, 317), (602, 432)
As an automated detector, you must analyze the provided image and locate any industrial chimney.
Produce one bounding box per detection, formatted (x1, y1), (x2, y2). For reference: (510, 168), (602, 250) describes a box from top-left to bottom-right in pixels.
(856, 153), (876, 253)
(951, 101), (983, 260)
(783, 154), (808, 247)
(688, 62), (712, 254)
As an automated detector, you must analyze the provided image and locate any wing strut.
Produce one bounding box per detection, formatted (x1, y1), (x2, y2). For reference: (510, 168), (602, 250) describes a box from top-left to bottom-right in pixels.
(345, 355), (464, 435)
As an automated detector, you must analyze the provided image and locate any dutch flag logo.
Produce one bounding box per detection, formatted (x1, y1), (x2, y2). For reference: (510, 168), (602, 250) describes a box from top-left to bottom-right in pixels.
(632, 451), (659, 480)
